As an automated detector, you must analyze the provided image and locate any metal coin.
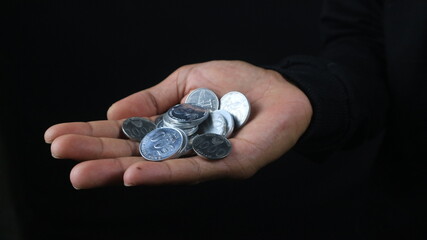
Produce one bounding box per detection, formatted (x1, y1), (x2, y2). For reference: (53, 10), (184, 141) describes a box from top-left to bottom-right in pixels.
(175, 128), (189, 155)
(192, 133), (232, 160)
(220, 91), (251, 128)
(139, 127), (186, 161)
(122, 117), (156, 141)
(180, 134), (197, 156)
(198, 110), (227, 136)
(155, 117), (164, 128)
(162, 120), (199, 136)
(154, 114), (164, 126)
(185, 88), (219, 112)
(165, 103), (209, 127)
(215, 109), (235, 138)
(180, 125), (199, 136)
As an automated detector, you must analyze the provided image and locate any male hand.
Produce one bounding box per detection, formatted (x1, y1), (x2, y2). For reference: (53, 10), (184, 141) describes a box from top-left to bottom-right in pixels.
(44, 60), (312, 189)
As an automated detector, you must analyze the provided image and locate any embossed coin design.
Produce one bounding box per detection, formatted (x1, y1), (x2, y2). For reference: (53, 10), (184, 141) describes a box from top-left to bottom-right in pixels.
(220, 91), (251, 128)
(139, 127), (186, 161)
(122, 117), (156, 141)
(185, 88), (219, 111)
(192, 133), (232, 160)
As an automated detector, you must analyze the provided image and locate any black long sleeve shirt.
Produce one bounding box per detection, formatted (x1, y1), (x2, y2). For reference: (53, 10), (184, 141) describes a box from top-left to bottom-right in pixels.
(273, 0), (427, 236)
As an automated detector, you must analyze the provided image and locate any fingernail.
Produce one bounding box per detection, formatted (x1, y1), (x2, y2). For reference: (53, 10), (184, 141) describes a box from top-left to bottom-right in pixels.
(124, 182), (134, 187)
(106, 103), (117, 120)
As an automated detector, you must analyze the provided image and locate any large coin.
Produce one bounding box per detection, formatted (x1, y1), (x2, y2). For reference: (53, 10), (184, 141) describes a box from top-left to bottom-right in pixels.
(185, 88), (219, 112)
(122, 117), (156, 141)
(220, 91), (250, 128)
(192, 133), (232, 160)
(139, 127), (186, 161)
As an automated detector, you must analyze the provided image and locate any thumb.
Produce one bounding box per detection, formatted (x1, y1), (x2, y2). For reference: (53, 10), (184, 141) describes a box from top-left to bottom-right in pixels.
(107, 66), (192, 120)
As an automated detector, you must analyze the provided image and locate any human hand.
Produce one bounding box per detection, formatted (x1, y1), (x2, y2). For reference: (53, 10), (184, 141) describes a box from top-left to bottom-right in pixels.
(44, 60), (312, 189)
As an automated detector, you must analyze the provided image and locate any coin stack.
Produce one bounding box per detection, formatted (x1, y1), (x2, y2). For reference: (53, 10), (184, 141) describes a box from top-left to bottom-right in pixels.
(121, 88), (251, 161)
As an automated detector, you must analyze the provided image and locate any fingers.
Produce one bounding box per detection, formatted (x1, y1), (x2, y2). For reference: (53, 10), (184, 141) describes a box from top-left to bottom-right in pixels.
(68, 137), (262, 189)
(70, 156), (231, 189)
(67, 135), (262, 189)
(50, 134), (140, 160)
(44, 120), (124, 143)
(70, 157), (141, 189)
(70, 156), (229, 189)
(123, 157), (229, 186)
(123, 139), (258, 186)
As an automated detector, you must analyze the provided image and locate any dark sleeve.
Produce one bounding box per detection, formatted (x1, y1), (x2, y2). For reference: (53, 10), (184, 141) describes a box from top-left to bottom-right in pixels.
(269, 0), (388, 154)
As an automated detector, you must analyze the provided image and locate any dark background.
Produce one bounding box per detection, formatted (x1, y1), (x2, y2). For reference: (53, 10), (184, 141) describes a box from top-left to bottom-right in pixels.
(2, 1), (375, 239)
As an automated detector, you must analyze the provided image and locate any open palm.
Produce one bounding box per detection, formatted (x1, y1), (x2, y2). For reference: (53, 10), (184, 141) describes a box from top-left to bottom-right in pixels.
(44, 60), (312, 189)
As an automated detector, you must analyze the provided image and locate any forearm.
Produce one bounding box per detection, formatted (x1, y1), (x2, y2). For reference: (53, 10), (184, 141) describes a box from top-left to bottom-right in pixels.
(271, 0), (388, 154)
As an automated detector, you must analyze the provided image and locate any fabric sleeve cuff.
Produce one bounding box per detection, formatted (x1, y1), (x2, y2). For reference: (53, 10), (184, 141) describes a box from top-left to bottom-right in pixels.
(265, 55), (351, 154)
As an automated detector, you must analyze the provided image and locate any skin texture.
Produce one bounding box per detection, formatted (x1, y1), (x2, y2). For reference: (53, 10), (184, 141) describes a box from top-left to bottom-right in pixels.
(44, 60), (312, 189)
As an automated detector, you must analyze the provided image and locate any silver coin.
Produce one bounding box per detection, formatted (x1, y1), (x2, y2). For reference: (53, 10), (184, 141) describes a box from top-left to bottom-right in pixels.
(164, 103), (209, 127)
(155, 117), (164, 128)
(198, 110), (227, 136)
(122, 117), (156, 141)
(180, 134), (197, 156)
(175, 128), (189, 155)
(154, 114), (164, 126)
(220, 91), (251, 128)
(215, 109), (235, 138)
(192, 133), (232, 160)
(185, 88), (219, 112)
(162, 119), (199, 136)
(139, 127), (186, 161)
(180, 125), (199, 136)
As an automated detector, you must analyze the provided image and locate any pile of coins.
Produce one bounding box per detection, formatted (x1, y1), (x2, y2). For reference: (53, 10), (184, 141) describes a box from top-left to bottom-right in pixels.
(121, 88), (251, 161)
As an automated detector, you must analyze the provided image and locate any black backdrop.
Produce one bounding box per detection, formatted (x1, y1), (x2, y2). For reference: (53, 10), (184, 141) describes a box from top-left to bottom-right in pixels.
(2, 1), (374, 239)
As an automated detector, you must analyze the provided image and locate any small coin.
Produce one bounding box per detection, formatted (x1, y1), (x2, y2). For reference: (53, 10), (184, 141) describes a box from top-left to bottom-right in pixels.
(215, 109), (235, 138)
(192, 133), (232, 160)
(154, 114), (164, 126)
(122, 117), (156, 141)
(180, 134), (197, 157)
(180, 125), (199, 136)
(165, 103), (209, 127)
(198, 110), (227, 136)
(140, 127), (186, 161)
(155, 117), (164, 128)
(220, 91), (251, 128)
(163, 119), (199, 136)
(175, 128), (189, 155)
(185, 88), (219, 112)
